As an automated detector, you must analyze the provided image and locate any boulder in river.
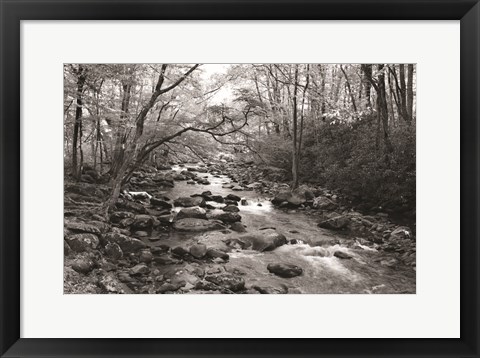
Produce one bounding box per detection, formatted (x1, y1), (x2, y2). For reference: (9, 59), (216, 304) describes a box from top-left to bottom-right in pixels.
(206, 248), (229, 261)
(174, 196), (206, 207)
(209, 212), (242, 223)
(271, 191), (306, 207)
(176, 206), (207, 220)
(334, 250), (352, 259)
(225, 193), (241, 202)
(229, 222), (247, 233)
(238, 229), (287, 252)
(222, 205), (240, 213)
(211, 195), (224, 203)
(318, 215), (350, 230)
(150, 197), (172, 209)
(173, 218), (226, 232)
(131, 215), (155, 230)
(267, 263), (303, 278)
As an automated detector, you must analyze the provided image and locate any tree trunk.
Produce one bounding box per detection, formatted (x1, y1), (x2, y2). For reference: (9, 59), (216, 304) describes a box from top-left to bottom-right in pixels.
(291, 65), (300, 189)
(399, 64), (409, 122)
(110, 78), (132, 177)
(71, 66), (87, 180)
(340, 65), (358, 116)
(362, 64), (372, 109)
(377, 64), (394, 161)
(407, 64), (414, 121)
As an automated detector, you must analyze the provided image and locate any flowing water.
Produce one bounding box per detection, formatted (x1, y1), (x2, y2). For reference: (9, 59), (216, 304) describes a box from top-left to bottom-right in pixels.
(149, 164), (415, 294)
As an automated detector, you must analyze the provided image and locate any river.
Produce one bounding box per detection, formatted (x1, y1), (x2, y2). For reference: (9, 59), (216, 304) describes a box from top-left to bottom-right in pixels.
(143, 164), (415, 294)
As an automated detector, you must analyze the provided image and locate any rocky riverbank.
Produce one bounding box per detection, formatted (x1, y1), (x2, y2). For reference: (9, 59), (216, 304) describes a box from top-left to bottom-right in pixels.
(64, 160), (416, 294)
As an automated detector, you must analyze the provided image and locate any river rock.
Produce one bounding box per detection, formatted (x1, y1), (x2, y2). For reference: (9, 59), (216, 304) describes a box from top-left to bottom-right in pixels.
(318, 215), (350, 230)
(72, 259), (95, 274)
(293, 186), (315, 200)
(65, 220), (102, 234)
(150, 197), (172, 209)
(211, 195), (224, 203)
(334, 250), (352, 259)
(174, 196), (206, 207)
(157, 281), (186, 293)
(224, 199), (238, 206)
(232, 186), (243, 191)
(130, 263), (150, 276)
(209, 212), (241, 223)
(390, 226), (412, 240)
(171, 246), (190, 258)
(229, 222), (247, 233)
(176, 206), (207, 220)
(98, 273), (132, 294)
(154, 255), (181, 265)
(205, 273), (245, 292)
(105, 242), (123, 260)
(222, 205), (240, 213)
(131, 215), (155, 230)
(173, 218), (226, 232)
(313, 196), (337, 210)
(103, 232), (147, 253)
(139, 250), (154, 263)
(65, 233), (99, 252)
(206, 248), (229, 261)
(110, 211), (135, 224)
(115, 199), (147, 214)
(189, 244), (207, 259)
(252, 284), (289, 294)
(246, 182), (262, 189)
(118, 217), (135, 228)
(225, 194), (241, 202)
(238, 229), (287, 252)
(267, 263), (303, 278)
(272, 191), (306, 206)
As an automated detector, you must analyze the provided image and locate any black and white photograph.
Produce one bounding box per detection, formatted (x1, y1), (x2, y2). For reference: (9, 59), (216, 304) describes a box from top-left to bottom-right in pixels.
(63, 63), (416, 294)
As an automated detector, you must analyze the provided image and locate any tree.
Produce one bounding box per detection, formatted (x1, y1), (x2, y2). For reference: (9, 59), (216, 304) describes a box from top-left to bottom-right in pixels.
(362, 64), (394, 161)
(71, 65), (87, 179)
(407, 64), (414, 121)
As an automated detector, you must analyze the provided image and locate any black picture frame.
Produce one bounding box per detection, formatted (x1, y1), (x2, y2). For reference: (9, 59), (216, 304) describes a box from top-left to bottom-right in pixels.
(1, 0), (479, 357)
